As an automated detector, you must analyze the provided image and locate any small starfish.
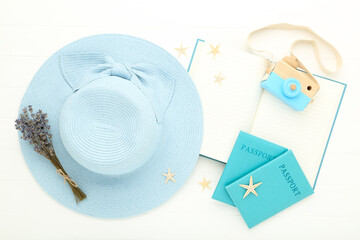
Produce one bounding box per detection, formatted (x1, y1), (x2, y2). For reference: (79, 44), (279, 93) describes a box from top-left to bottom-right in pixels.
(239, 176), (262, 199)
(208, 44), (220, 58)
(214, 72), (226, 86)
(162, 168), (176, 183)
(174, 43), (189, 58)
(198, 177), (211, 191)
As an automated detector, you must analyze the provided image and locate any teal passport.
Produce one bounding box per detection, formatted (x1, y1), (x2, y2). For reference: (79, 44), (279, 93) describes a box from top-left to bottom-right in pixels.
(225, 150), (314, 228)
(212, 131), (288, 206)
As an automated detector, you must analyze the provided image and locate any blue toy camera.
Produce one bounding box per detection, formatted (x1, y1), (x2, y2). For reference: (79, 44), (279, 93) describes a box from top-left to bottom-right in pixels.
(261, 56), (320, 111)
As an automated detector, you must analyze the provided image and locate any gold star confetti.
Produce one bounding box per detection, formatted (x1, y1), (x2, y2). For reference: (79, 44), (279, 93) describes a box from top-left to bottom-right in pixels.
(174, 43), (189, 58)
(198, 177), (211, 191)
(162, 168), (176, 183)
(208, 44), (220, 58)
(214, 72), (226, 86)
(239, 176), (262, 199)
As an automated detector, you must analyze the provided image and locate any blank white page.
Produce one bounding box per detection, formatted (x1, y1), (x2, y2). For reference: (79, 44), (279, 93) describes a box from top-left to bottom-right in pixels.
(189, 40), (268, 163)
(250, 76), (345, 186)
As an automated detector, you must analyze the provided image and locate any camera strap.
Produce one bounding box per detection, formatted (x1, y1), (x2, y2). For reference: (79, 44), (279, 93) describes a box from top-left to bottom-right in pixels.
(246, 23), (343, 75)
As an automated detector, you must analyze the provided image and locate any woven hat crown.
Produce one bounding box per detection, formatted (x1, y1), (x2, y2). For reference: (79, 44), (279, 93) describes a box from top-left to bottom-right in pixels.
(59, 53), (176, 175)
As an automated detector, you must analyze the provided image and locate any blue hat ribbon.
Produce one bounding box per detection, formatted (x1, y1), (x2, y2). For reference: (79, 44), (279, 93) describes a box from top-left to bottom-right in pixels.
(60, 53), (176, 123)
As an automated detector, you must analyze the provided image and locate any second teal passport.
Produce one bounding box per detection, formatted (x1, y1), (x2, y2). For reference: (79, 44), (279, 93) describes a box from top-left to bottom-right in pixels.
(225, 150), (314, 228)
(212, 131), (288, 206)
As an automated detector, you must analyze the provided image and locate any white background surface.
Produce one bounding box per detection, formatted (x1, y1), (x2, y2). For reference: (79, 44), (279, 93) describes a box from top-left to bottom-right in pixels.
(1, 0), (360, 239)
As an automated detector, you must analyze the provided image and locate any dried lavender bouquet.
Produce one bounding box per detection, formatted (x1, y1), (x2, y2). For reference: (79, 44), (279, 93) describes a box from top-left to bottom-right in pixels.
(15, 105), (86, 203)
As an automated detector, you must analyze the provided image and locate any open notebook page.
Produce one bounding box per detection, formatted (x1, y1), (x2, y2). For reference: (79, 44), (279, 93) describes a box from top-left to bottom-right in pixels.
(250, 76), (346, 186)
(189, 40), (268, 162)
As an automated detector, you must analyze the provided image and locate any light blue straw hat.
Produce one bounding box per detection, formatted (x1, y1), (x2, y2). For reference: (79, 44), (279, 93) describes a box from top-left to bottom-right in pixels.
(18, 34), (203, 218)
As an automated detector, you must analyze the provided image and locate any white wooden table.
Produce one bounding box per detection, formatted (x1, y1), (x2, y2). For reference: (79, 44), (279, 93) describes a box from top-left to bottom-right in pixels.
(1, 0), (359, 239)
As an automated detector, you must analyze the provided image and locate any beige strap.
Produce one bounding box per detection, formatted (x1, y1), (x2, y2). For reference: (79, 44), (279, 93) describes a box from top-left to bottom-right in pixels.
(247, 23), (342, 75)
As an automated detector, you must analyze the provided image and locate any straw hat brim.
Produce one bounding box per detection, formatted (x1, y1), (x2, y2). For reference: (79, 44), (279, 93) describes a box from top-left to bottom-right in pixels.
(18, 34), (203, 218)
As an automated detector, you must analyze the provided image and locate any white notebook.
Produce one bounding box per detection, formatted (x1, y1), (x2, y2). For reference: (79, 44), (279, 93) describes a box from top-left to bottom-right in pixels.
(188, 39), (346, 187)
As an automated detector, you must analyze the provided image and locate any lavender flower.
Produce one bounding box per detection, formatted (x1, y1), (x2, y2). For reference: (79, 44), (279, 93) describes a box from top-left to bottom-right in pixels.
(15, 105), (54, 157)
(15, 105), (86, 203)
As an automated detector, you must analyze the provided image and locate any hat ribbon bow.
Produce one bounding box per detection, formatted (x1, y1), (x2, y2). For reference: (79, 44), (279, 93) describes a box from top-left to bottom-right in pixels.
(60, 53), (176, 123)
